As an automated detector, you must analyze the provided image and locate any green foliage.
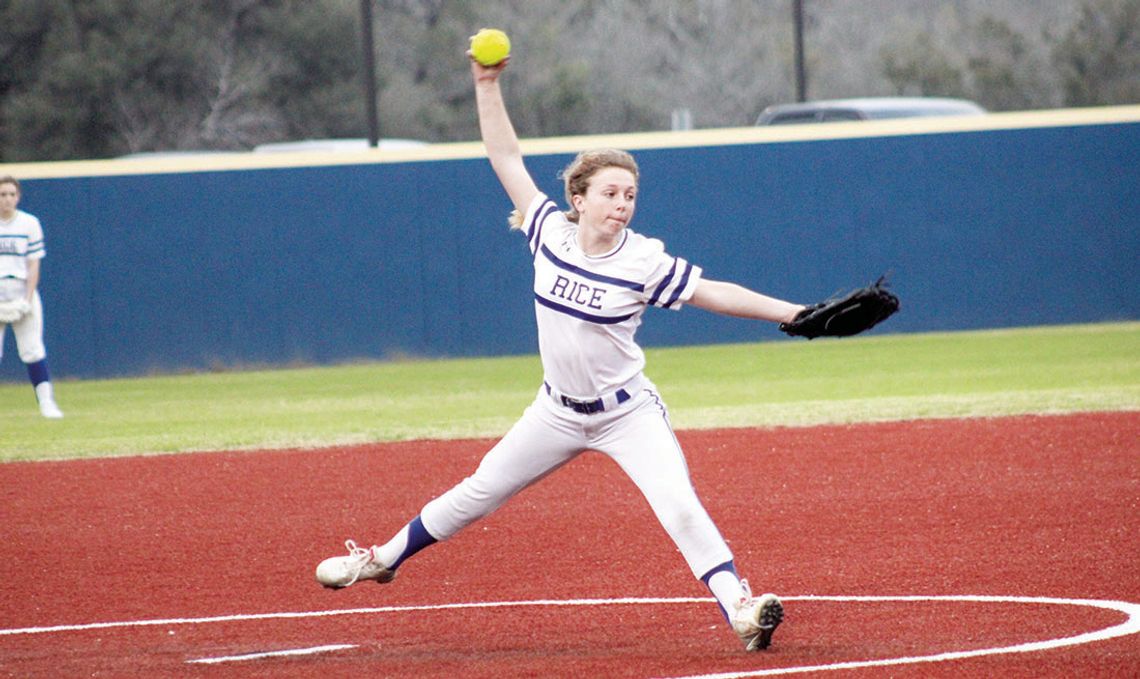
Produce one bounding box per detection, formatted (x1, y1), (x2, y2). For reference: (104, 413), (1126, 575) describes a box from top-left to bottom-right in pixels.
(966, 16), (1046, 111)
(881, 37), (968, 98)
(523, 63), (593, 135)
(0, 1), (1135, 162)
(1053, 0), (1140, 106)
(259, 1), (362, 139)
(1, 323), (1136, 461)
(0, 0), (365, 160)
(878, 11), (1052, 107)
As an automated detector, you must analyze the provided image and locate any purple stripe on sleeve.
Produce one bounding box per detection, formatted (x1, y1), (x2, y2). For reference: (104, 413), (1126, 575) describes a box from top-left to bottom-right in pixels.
(528, 201), (557, 255)
(662, 261), (693, 308)
(647, 259), (678, 307)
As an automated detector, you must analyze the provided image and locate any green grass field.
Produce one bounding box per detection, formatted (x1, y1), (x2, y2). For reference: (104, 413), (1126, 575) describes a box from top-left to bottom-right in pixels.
(2, 322), (1137, 462)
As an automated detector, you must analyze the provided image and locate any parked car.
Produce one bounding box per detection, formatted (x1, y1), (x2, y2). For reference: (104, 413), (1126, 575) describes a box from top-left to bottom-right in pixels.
(756, 97), (986, 125)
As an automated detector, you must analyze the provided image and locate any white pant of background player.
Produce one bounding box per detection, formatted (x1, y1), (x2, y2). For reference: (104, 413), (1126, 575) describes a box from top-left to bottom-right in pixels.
(0, 280), (61, 418)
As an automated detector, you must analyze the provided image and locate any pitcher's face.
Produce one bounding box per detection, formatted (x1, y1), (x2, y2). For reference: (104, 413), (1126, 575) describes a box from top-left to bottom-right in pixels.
(573, 166), (637, 238)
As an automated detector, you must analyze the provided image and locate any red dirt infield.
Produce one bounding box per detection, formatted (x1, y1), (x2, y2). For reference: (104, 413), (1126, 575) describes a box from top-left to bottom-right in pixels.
(1, 411), (1137, 677)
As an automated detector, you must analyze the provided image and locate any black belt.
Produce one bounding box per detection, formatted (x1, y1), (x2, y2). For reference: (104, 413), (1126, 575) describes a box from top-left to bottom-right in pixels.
(544, 382), (632, 414)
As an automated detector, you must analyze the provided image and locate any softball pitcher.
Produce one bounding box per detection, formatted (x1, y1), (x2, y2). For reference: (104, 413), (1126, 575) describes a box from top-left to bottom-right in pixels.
(316, 50), (806, 652)
(0, 176), (63, 419)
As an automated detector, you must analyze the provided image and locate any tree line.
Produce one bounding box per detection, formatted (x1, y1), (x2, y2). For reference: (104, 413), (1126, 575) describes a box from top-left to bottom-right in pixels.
(1, 0), (1137, 162)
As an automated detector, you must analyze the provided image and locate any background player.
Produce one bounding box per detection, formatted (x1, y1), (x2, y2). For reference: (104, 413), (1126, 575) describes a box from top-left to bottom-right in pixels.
(0, 176), (63, 419)
(316, 48), (807, 651)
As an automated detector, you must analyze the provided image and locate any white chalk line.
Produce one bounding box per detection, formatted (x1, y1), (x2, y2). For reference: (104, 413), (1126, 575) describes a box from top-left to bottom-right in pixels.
(0, 597), (709, 636)
(663, 595), (1140, 679)
(187, 643), (357, 664)
(1, 595), (1136, 674)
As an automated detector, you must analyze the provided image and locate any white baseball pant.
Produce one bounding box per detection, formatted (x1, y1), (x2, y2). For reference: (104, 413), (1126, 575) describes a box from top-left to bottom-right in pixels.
(0, 290), (47, 364)
(419, 380), (734, 579)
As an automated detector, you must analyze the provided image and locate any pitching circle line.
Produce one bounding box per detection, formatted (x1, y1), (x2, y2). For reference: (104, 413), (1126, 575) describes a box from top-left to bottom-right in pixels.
(667, 594), (1140, 678)
(2, 594), (1136, 676)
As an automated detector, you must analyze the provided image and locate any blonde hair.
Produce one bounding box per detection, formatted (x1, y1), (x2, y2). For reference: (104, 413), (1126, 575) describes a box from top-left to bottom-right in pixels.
(508, 148), (639, 230)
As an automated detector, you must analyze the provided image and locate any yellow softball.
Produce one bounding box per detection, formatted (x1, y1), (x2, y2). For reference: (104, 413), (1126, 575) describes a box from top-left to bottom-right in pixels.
(470, 28), (511, 66)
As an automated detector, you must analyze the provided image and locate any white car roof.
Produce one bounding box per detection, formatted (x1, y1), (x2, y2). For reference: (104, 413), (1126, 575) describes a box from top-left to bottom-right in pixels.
(758, 97), (986, 123)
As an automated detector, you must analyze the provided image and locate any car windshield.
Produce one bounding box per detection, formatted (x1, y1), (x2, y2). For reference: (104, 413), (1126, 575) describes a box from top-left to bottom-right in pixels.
(765, 112), (820, 125)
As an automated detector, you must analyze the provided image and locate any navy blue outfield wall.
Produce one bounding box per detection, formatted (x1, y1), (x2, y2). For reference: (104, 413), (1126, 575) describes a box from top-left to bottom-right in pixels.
(3, 109), (1138, 379)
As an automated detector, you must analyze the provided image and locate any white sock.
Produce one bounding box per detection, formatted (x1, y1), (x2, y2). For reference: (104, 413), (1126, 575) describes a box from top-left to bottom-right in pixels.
(374, 525), (410, 569)
(35, 381), (55, 403)
(707, 570), (747, 615)
(373, 516), (438, 570)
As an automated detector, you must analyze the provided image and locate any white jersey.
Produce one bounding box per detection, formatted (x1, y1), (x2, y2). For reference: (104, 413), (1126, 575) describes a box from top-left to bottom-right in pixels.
(521, 193), (702, 398)
(0, 209), (46, 280)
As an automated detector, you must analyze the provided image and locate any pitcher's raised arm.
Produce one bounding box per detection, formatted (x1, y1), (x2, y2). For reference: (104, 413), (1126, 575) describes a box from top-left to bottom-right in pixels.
(470, 56), (539, 215)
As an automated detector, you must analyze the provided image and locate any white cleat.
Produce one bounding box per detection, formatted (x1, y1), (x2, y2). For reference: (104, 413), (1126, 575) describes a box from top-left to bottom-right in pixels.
(39, 399), (64, 419)
(732, 580), (784, 651)
(315, 540), (395, 589)
(35, 383), (63, 419)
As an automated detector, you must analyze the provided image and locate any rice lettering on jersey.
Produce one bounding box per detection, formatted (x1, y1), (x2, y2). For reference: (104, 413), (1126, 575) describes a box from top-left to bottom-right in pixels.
(550, 275), (605, 310)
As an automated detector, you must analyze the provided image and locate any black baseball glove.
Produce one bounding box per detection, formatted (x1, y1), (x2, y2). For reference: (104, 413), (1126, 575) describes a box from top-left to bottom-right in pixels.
(779, 276), (900, 339)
